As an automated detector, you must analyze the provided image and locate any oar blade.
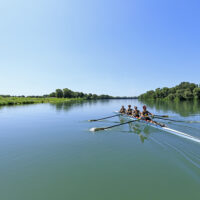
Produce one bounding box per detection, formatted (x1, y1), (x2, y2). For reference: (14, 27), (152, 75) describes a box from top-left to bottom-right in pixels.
(88, 119), (97, 122)
(90, 127), (105, 132)
(155, 115), (169, 118)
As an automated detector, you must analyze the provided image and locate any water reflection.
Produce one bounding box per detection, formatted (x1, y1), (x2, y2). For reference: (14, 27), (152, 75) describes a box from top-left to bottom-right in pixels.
(49, 100), (85, 112)
(139, 99), (200, 116)
(49, 99), (110, 112)
(131, 124), (148, 143)
(120, 117), (149, 143)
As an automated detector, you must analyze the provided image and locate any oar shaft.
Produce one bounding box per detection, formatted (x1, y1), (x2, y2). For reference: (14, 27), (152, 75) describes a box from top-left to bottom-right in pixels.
(154, 115), (169, 118)
(155, 116), (200, 123)
(97, 114), (121, 121)
(89, 114), (121, 122)
(104, 120), (136, 129)
(91, 119), (139, 131)
(154, 116), (183, 122)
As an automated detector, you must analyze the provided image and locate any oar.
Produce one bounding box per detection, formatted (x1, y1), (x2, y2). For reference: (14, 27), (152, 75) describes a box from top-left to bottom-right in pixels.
(154, 116), (200, 123)
(88, 114), (121, 122)
(154, 116), (184, 122)
(154, 114), (169, 118)
(90, 119), (139, 132)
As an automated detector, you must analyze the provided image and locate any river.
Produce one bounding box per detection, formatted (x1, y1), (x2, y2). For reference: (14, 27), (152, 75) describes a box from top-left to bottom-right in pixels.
(0, 99), (200, 200)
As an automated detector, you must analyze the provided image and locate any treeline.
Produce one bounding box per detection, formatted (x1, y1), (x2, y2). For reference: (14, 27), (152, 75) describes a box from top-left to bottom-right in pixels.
(48, 88), (138, 99)
(139, 82), (200, 101)
(49, 88), (113, 100)
(0, 88), (137, 100)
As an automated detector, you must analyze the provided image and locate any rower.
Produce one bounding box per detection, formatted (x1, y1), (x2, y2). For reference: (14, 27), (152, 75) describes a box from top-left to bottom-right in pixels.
(126, 105), (132, 115)
(141, 105), (166, 127)
(132, 106), (140, 118)
(140, 105), (155, 123)
(119, 105), (126, 114)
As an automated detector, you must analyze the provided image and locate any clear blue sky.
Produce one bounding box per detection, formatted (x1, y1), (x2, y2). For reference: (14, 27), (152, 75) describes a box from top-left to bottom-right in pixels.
(0, 0), (200, 96)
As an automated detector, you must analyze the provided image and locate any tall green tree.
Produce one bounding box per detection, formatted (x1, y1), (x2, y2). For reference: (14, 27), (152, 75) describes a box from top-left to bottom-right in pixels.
(193, 88), (200, 99)
(183, 90), (193, 100)
(55, 89), (63, 98)
(166, 93), (175, 101)
(175, 89), (185, 100)
(63, 88), (73, 98)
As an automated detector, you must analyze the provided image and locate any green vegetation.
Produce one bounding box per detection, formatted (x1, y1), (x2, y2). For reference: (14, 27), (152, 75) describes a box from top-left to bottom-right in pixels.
(49, 88), (137, 100)
(0, 96), (83, 106)
(0, 88), (137, 106)
(49, 88), (113, 100)
(139, 82), (200, 101)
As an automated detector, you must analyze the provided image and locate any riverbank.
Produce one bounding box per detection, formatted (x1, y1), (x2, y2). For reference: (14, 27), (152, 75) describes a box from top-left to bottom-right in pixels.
(139, 82), (200, 101)
(0, 97), (84, 106)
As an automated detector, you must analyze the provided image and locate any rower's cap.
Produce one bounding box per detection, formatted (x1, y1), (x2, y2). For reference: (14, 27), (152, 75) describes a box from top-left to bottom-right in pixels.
(143, 105), (147, 109)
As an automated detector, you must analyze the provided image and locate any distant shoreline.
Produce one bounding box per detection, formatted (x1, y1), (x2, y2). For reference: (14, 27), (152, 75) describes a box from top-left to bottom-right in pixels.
(0, 96), (138, 107)
(0, 87), (138, 106)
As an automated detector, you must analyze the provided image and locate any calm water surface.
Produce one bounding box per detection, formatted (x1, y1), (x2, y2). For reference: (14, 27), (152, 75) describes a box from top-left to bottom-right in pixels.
(0, 99), (200, 200)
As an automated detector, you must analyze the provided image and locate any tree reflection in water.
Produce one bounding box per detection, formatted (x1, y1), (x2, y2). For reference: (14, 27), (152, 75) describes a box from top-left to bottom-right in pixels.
(139, 99), (200, 116)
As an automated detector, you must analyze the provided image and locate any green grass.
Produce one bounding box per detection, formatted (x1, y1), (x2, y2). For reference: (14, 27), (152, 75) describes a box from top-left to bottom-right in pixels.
(0, 97), (84, 106)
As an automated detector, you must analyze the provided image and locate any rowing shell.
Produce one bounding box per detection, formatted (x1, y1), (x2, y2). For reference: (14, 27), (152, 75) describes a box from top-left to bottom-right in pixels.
(116, 112), (200, 144)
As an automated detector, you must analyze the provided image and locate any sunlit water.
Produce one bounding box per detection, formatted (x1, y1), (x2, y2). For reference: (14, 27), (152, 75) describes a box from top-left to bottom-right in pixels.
(0, 99), (200, 200)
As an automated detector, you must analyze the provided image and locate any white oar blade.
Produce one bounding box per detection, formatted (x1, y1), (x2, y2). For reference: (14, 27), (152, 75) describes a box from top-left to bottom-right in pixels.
(90, 127), (97, 132)
(90, 127), (105, 132)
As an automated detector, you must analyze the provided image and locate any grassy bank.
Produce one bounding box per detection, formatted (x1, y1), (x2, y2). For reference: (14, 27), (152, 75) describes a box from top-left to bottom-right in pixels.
(0, 97), (84, 106)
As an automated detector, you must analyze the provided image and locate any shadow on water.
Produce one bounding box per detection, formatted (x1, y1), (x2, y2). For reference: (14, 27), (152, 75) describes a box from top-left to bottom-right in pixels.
(139, 99), (200, 116)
